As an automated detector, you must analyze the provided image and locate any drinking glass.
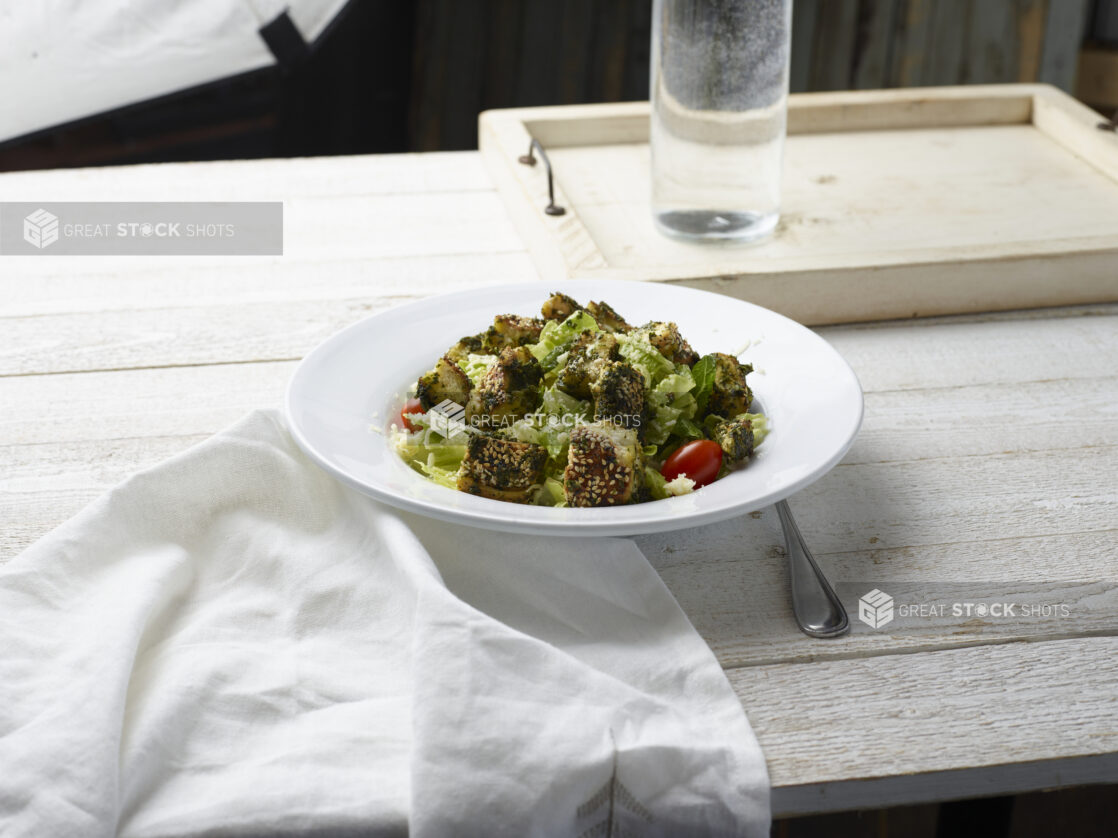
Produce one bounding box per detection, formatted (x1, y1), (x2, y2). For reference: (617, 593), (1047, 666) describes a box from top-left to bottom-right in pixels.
(650, 0), (792, 242)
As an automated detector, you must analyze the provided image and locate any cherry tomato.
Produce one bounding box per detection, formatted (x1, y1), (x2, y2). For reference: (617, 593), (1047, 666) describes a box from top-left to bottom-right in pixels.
(398, 397), (425, 432)
(661, 439), (723, 488)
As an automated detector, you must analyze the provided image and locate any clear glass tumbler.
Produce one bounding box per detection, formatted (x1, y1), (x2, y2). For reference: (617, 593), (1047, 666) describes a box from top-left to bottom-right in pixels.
(650, 0), (792, 242)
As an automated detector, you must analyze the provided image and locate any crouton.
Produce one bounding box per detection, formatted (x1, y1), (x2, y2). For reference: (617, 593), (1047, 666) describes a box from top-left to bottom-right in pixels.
(557, 331), (621, 399)
(585, 300), (633, 334)
(708, 416), (755, 462)
(707, 352), (753, 418)
(457, 434), (547, 503)
(590, 361), (645, 432)
(563, 422), (644, 507)
(541, 292), (582, 321)
(637, 321), (699, 366)
(415, 356), (472, 410)
(465, 346), (543, 428)
(481, 314), (545, 352)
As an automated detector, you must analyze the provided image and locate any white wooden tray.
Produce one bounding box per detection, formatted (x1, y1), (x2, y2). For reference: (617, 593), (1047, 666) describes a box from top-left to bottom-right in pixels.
(480, 85), (1118, 325)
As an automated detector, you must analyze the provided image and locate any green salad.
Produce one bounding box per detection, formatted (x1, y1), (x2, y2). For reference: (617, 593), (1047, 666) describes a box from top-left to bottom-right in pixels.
(392, 292), (766, 507)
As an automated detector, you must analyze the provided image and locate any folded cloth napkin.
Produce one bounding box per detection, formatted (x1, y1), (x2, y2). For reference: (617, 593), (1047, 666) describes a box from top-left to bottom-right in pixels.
(0, 410), (769, 837)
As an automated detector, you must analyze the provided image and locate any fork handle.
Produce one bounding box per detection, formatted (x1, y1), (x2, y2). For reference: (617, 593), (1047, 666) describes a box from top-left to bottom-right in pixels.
(777, 500), (850, 638)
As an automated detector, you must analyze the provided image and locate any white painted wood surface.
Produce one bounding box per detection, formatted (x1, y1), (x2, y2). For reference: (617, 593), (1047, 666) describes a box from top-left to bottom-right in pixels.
(0, 150), (1115, 817)
(479, 85), (1118, 324)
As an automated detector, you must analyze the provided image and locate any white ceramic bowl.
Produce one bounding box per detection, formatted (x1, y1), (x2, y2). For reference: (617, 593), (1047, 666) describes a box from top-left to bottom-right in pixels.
(285, 280), (863, 536)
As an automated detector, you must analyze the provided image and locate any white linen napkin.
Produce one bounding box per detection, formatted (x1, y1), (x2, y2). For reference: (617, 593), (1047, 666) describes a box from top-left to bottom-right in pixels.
(0, 410), (770, 837)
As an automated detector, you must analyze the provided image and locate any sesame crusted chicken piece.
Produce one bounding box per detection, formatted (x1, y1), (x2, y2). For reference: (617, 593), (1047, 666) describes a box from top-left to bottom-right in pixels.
(707, 352), (754, 419)
(457, 434), (547, 503)
(481, 314), (545, 352)
(445, 334), (484, 365)
(708, 416), (755, 462)
(563, 422), (645, 507)
(415, 355), (472, 410)
(585, 300), (633, 334)
(541, 292), (582, 321)
(557, 331), (621, 399)
(465, 345), (544, 427)
(590, 361), (645, 432)
(637, 321), (700, 367)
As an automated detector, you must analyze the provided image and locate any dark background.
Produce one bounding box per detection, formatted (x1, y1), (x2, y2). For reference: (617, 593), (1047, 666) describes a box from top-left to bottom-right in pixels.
(1, 3), (1115, 836)
(1, 0), (1116, 172)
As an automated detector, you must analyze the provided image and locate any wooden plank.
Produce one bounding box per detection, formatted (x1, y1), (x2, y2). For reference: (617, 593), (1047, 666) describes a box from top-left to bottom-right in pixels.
(2, 312), (1115, 670)
(2, 140), (1117, 818)
(3, 314), (1113, 452)
(0, 190), (525, 268)
(678, 252), (1118, 325)
(737, 637), (1118, 814)
(5, 351), (1116, 457)
(0, 435), (214, 560)
(774, 753), (1118, 818)
(479, 88), (1118, 325)
(479, 103), (611, 284)
(4, 259), (1114, 382)
(3, 423), (1111, 815)
(964, 0), (1021, 84)
(496, 88), (1037, 147)
(821, 309), (1118, 392)
(0, 150), (496, 200)
(787, 446), (1118, 562)
(5, 432), (1116, 658)
(1032, 83), (1118, 182)
(1015, 0), (1047, 82)
(0, 251), (538, 318)
(0, 296), (451, 376)
(0, 362), (294, 447)
(559, 123), (1118, 270)
(886, 0), (935, 87)
(1, 305), (1112, 442)
(1076, 47), (1118, 109)
(4, 389), (1116, 658)
(926, 0), (970, 84)
(1038, 0), (1091, 91)
(0, 287), (1114, 812)
(786, 86), (1033, 132)
(658, 523), (1118, 669)
(848, 376), (1118, 462)
(483, 88), (1047, 304)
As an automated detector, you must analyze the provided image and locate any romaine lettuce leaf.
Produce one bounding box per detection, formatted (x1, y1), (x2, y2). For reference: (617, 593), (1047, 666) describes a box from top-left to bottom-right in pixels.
(737, 412), (769, 445)
(644, 466), (669, 500)
(644, 371), (699, 445)
(540, 385), (590, 418)
(642, 467), (694, 499)
(617, 330), (675, 386)
(690, 354), (717, 414)
(394, 437), (467, 470)
(414, 460), (460, 489)
(529, 310), (600, 366)
(535, 477), (566, 507)
(461, 353), (497, 387)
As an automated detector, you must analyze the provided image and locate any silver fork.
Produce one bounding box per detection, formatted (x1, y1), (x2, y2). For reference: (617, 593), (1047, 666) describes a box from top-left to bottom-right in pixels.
(776, 499), (849, 638)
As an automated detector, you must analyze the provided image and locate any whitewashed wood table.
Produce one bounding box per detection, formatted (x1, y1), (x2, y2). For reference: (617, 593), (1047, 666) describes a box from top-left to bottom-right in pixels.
(1, 151), (1116, 817)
